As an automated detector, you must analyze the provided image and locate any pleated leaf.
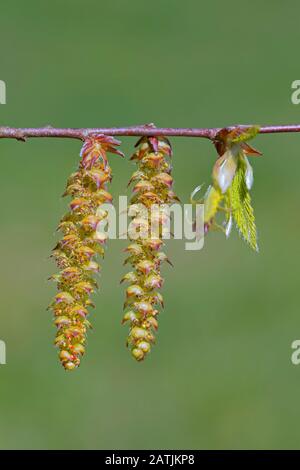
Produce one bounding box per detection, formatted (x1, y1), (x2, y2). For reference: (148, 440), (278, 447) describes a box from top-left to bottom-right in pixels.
(227, 156), (258, 251)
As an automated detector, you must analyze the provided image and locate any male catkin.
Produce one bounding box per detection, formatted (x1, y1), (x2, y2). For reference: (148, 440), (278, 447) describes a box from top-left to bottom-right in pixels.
(121, 136), (179, 361)
(49, 135), (123, 370)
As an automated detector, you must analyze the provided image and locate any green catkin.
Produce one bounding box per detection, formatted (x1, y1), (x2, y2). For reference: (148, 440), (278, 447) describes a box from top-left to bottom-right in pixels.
(121, 136), (179, 361)
(49, 134), (124, 370)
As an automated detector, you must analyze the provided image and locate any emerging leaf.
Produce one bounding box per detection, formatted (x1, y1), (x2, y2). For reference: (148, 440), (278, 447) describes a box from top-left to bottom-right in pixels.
(231, 125), (260, 143)
(226, 156), (258, 251)
(201, 125), (261, 250)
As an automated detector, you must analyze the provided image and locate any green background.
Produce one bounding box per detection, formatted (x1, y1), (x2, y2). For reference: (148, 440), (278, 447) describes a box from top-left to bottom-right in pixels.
(0, 0), (300, 450)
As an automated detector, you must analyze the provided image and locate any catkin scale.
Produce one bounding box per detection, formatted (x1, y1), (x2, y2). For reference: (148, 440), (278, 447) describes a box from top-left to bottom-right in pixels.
(49, 135), (123, 370)
(122, 136), (178, 361)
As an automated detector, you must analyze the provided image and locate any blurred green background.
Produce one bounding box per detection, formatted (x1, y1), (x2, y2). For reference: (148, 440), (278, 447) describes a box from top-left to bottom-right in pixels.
(0, 0), (300, 450)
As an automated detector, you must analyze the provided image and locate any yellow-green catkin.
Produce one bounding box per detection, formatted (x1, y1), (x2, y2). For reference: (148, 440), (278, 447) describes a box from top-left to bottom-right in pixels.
(121, 136), (178, 361)
(49, 134), (124, 370)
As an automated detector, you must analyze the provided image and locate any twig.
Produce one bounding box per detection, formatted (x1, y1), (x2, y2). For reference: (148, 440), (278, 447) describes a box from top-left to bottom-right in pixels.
(0, 124), (299, 141)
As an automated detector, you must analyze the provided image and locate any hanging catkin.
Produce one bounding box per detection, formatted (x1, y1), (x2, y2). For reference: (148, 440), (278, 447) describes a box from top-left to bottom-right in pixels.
(49, 134), (124, 370)
(121, 136), (179, 361)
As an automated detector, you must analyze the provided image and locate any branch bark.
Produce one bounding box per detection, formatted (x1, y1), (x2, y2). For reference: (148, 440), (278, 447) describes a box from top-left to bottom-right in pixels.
(0, 124), (299, 141)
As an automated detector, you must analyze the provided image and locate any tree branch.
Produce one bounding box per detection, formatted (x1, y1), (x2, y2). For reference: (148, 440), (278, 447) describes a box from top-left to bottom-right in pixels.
(0, 124), (300, 141)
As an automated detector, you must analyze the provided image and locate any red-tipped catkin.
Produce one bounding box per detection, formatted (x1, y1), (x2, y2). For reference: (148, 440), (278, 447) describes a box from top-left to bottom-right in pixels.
(122, 136), (178, 361)
(49, 134), (124, 370)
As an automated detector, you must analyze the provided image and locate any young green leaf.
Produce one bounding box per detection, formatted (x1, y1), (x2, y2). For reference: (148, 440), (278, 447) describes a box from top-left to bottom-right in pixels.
(226, 156), (258, 251)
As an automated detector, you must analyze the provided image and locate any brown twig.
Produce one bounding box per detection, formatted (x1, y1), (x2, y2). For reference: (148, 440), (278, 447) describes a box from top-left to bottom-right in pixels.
(0, 124), (299, 141)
